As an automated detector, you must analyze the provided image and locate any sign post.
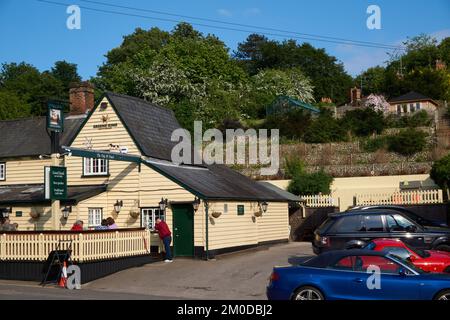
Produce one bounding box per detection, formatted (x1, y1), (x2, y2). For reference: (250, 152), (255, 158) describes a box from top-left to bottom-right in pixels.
(47, 101), (65, 230)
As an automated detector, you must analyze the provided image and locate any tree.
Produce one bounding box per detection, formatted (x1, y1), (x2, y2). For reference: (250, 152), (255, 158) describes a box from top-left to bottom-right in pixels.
(364, 94), (390, 113)
(0, 90), (31, 120)
(340, 108), (385, 136)
(430, 153), (450, 199)
(288, 170), (334, 195)
(50, 60), (81, 91)
(354, 66), (386, 95)
(304, 112), (347, 143)
(387, 128), (427, 156)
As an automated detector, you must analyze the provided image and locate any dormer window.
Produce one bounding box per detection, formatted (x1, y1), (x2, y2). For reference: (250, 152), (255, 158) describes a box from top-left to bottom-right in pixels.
(0, 163), (5, 181)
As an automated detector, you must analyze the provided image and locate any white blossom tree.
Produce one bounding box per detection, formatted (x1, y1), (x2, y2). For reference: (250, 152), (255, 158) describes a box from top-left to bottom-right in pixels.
(364, 93), (390, 113)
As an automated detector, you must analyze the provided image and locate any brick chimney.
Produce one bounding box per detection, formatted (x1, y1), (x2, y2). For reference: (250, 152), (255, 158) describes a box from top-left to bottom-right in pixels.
(69, 81), (95, 115)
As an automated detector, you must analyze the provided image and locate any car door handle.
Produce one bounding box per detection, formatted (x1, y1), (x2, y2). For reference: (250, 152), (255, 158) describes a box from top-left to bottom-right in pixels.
(353, 278), (363, 283)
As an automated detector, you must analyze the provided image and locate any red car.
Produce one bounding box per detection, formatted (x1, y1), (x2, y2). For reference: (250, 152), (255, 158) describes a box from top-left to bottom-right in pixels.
(363, 238), (450, 273)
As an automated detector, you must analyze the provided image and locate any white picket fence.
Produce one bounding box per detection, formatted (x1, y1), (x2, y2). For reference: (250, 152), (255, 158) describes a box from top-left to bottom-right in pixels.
(355, 189), (443, 206)
(301, 194), (337, 208)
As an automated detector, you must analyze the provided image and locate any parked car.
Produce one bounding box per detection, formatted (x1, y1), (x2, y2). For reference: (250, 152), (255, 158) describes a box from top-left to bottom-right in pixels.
(313, 209), (450, 254)
(361, 238), (450, 273)
(348, 205), (448, 227)
(267, 250), (450, 300)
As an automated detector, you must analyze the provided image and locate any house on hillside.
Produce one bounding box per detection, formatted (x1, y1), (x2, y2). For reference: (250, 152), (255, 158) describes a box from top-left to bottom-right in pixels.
(0, 84), (292, 258)
(387, 91), (439, 115)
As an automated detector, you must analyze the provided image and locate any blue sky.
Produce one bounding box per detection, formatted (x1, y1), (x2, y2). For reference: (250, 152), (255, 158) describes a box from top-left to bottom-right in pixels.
(1, 0), (449, 79)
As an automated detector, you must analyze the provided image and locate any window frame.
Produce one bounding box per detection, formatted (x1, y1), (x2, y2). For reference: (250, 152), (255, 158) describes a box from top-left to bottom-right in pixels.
(141, 207), (165, 230)
(0, 162), (5, 181)
(82, 157), (109, 177)
(88, 208), (103, 227)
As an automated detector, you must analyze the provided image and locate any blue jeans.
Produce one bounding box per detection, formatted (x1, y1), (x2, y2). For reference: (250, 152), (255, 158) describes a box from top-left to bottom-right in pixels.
(162, 236), (172, 260)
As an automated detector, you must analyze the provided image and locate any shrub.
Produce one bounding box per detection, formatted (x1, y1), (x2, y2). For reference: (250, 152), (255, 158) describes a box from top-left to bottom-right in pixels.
(284, 154), (305, 179)
(430, 153), (450, 200)
(386, 110), (432, 128)
(304, 113), (347, 143)
(288, 170), (334, 195)
(264, 109), (311, 140)
(362, 136), (388, 152)
(340, 108), (385, 137)
(387, 128), (427, 156)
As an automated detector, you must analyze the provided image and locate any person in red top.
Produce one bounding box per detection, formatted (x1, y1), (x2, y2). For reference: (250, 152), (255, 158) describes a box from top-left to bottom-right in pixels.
(71, 220), (84, 231)
(155, 218), (173, 262)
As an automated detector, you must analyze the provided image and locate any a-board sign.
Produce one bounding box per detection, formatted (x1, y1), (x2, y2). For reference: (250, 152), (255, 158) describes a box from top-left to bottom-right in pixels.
(44, 166), (67, 200)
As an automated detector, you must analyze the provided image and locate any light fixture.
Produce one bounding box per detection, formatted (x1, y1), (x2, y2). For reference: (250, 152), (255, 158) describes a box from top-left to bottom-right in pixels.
(114, 200), (123, 214)
(1, 207), (11, 218)
(193, 197), (201, 212)
(62, 206), (72, 219)
(259, 201), (269, 213)
(159, 198), (168, 211)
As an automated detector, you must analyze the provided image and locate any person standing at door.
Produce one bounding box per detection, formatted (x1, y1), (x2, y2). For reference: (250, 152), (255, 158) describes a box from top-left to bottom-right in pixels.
(155, 218), (173, 263)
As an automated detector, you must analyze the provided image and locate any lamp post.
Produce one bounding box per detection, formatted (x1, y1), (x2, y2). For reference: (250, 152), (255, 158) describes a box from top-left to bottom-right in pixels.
(114, 200), (123, 214)
(193, 197), (201, 212)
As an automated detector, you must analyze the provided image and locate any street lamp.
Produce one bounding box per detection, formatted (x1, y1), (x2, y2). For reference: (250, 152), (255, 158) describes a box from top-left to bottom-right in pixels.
(114, 200), (123, 214)
(159, 198), (168, 211)
(193, 197), (201, 212)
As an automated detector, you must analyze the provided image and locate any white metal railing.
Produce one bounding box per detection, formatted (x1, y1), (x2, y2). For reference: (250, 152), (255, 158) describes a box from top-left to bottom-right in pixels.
(0, 229), (151, 262)
(355, 189), (444, 206)
(301, 194), (337, 208)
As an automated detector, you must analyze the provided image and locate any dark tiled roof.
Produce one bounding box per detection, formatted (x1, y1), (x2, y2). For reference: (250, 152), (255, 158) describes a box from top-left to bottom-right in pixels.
(106, 92), (183, 161)
(257, 182), (300, 202)
(0, 116), (84, 159)
(0, 184), (107, 205)
(389, 91), (436, 104)
(146, 160), (290, 201)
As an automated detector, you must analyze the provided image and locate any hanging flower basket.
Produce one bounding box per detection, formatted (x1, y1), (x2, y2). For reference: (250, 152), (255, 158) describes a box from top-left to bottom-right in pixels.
(211, 211), (222, 218)
(129, 210), (140, 219)
(29, 211), (40, 219)
(254, 210), (263, 217)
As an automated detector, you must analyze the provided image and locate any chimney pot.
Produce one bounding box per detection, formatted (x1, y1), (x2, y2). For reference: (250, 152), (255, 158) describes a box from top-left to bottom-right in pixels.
(69, 81), (95, 115)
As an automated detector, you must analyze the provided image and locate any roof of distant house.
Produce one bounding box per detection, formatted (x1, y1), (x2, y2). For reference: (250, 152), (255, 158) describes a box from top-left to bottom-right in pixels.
(388, 91), (438, 105)
(267, 96), (320, 115)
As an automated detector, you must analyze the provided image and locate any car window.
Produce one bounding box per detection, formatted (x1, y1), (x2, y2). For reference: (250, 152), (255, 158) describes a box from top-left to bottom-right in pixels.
(363, 242), (376, 250)
(381, 247), (411, 260)
(316, 218), (335, 233)
(355, 256), (401, 274)
(328, 216), (361, 233)
(386, 214), (415, 232)
(332, 256), (355, 270)
(359, 215), (384, 232)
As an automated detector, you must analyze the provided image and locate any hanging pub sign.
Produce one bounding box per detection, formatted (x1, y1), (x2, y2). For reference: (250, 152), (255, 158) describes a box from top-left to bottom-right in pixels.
(47, 101), (64, 132)
(45, 166), (67, 200)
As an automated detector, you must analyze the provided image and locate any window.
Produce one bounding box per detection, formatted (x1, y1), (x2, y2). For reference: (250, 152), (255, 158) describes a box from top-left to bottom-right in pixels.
(0, 163), (5, 181)
(355, 256), (401, 274)
(141, 208), (165, 229)
(224, 204), (228, 214)
(359, 215), (384, 232)
(402, 104), (407, 113)
(386, 214), (415, 232)
(415, 102), (421, 111)
(381, 247), (411, 260)
(237, 205), (245, 215)
(397, 105), (402, 114)
(329, 215), (361, 233)
(83, 158), (108, 176)
(88, 208), (103, 227)
(333, 256), (355, 271)
(409, 104), (415, 113)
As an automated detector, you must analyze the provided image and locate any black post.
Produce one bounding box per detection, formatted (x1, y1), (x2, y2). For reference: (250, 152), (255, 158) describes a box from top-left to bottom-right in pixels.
(51, 131), (60, 154)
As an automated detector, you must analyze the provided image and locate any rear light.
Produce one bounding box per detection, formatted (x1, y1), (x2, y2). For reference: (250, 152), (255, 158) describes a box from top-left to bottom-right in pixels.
(270, 271), (280, 282)
(321, 236), (330, 247)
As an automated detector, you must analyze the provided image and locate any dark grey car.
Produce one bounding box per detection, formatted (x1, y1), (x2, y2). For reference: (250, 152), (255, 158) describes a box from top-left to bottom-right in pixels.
(312, 209), (450, 254)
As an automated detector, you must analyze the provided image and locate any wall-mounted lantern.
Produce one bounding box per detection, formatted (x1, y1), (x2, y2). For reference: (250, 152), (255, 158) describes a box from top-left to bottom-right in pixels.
(193, 197), (201, 212)
(259, 201), (269, 214)
(62, 206), (72, 219)
(159, 198), (168, 211)
(0, 207), (12, 218)
(114, 200), (123, 214)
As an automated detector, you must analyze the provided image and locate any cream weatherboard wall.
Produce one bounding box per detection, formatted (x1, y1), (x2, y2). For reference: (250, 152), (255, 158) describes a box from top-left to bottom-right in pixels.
(0, 158), (51, 186)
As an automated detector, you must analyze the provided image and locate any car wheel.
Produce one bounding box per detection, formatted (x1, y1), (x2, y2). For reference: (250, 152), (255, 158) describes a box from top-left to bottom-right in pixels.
(444, 266), (450, 274)
(434, 289), (450, 300)
(435, 244), (450, 252)
(292, 286), (324, 300)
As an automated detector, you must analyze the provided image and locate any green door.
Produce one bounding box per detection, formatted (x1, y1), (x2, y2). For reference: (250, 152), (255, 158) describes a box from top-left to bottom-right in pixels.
(172, 204), (194, 257)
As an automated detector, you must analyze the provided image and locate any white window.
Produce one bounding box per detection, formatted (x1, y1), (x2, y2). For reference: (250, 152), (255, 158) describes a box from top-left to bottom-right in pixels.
(0, 163), (5, 181)
(416, 102), (421, 111)
(83, 158), (108, 176)
(88, 208), (103, 227)
(141, 208), (165, 229)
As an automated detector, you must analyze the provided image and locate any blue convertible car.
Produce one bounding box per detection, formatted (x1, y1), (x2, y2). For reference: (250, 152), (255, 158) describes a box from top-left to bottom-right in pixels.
(267, 250), (450, 300)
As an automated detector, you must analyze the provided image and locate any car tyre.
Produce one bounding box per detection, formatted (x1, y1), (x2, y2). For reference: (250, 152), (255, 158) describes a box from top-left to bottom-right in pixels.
(434, 289), (450, 300)
(292, 286), (324, 301)
(435, 244), (450, 252)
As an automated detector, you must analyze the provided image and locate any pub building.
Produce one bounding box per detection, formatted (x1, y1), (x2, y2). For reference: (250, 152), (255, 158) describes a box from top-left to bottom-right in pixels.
(0, 83), (291, 258)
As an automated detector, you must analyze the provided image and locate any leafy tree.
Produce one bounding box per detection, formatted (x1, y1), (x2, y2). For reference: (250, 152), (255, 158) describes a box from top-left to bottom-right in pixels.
(340, 108), (385, 136)
(387, 128), (427, 156)
(50, 60), (81, 92)
(264, 109), (311, 140)
(288, 170), (334, 195)
(364, 94), (390, 113)
(430, 153), (450, 199)
(354, 66), (386, 96)
(0, 90), (31, 120)
(304, 112), (346, 143)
